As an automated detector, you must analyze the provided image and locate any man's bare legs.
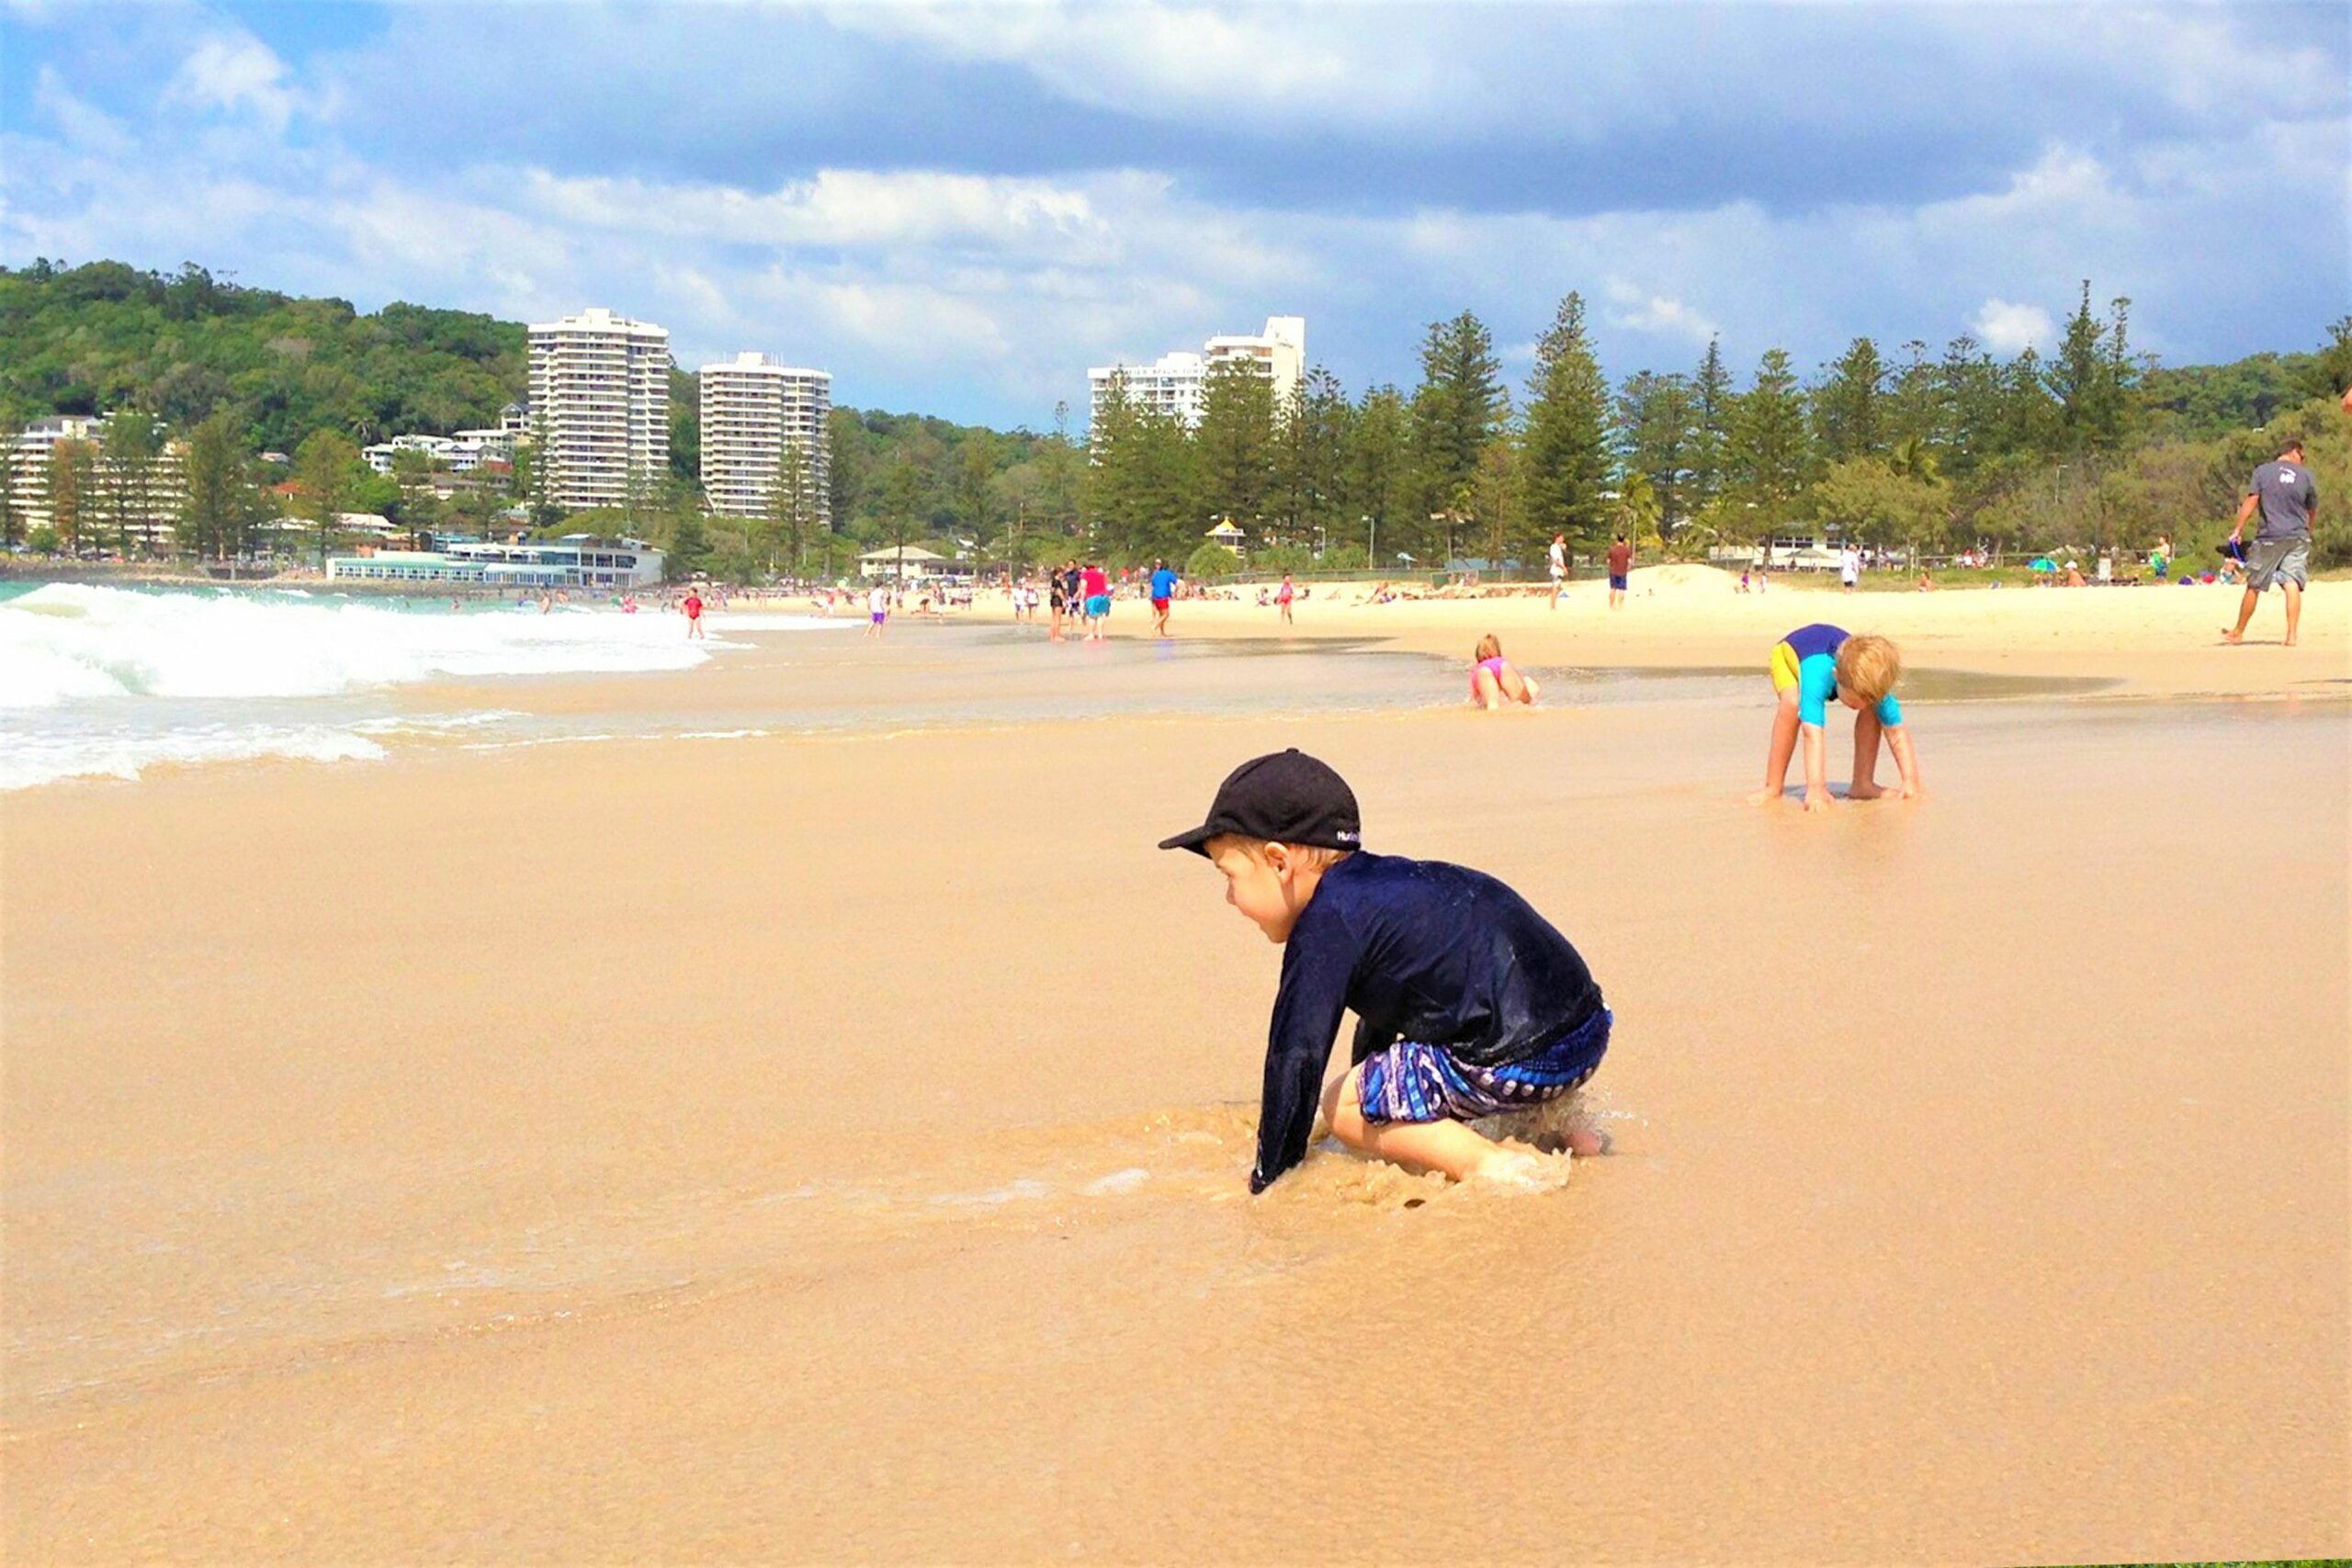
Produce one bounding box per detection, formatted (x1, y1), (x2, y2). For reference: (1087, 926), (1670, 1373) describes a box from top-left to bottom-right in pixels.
(2283, 581), (2302, 646)
(2224, 584), (2261, 644)
(1747, 690), (1803, 805)
(1847, 707), (1886, 800)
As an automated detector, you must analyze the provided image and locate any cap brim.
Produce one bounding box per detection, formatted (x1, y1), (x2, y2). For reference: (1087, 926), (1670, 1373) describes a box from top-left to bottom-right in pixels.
(1156, 823), (1220, 855)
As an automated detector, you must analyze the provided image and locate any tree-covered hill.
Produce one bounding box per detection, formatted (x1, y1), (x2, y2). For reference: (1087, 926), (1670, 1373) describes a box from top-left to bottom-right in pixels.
(0, 259), (526, 453)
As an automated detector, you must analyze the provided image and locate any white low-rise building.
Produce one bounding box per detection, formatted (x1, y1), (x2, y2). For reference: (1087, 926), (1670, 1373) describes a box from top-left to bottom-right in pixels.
(327, 536), (664, 589)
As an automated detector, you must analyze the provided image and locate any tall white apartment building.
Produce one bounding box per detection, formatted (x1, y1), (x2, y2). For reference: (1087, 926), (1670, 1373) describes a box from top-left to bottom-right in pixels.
(526, 308), (670, 511)
(6, 413), (187, 548)
(1088, 316), (1306, 434)
(697, 353), (832, 523)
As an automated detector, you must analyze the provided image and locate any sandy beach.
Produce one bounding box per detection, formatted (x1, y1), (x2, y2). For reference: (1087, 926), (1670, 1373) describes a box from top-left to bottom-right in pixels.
(5, 576), (2347, 1563)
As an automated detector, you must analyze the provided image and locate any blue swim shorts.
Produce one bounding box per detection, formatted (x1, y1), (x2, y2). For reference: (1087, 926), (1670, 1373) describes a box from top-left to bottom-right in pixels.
(1358, 1009), (1611, 1125)
(1609, 574), (1629, 592)
(1085, 593), (1112, 617)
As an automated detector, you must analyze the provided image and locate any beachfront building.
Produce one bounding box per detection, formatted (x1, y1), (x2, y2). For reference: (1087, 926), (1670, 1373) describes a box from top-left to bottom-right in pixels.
(6, 413), (188, 550)
(526, 308), (670, 512)
(856, 544), (970, 583)
(326, 536), (665, 590)
(697, 353), (832, 524)
(1087, 316), (1306, 434)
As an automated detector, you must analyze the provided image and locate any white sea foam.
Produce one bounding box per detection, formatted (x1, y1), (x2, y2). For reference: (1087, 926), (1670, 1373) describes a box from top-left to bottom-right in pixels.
(0, 585), (844, 791)
(0, 584), (771, 709)
(0, 724), (388, 792)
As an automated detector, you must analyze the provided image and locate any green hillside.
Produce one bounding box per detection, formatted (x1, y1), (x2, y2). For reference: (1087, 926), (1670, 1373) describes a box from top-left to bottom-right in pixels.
(0, 260), (526, 455)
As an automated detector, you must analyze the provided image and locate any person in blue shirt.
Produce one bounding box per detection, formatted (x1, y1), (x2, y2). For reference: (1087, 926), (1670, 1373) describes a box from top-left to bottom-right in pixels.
(1148, 558), (1180, 637)
(1160, 750), (1611, 1192)
(1748, 623), (1923, 812)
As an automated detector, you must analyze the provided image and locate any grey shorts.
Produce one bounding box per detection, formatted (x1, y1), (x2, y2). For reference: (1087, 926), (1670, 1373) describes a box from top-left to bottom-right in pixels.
(2246, 536), (2309, 592)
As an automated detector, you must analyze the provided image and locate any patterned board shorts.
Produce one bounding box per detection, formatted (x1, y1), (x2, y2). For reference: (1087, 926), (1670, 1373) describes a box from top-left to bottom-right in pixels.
(1358, 1009), (1611, 1125)
(2246, 536), (2309, 592)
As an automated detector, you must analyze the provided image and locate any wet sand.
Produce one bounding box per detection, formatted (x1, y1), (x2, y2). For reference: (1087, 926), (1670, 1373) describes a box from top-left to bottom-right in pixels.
(973, 567), (2352, 699)
(5, 631), (2348, 1562)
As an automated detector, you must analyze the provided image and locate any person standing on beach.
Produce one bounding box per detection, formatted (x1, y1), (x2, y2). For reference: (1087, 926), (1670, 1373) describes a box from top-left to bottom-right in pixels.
(1081, 559), (1111, 640)
(1607, 534), (1633, 609)
(866, 581), (889, 638)
(1276, 573), (1295, 626)
(1838, 545), (1861, 593)
(1548, 534), (1567, 610)
(684, 588), (706, 639)
(1149, 558), (1179, 637)
(2223, 436), (2317, 648)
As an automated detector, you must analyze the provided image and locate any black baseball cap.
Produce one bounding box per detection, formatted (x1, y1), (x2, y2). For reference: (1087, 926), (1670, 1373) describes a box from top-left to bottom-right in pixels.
(1158, 749), (1362, 857)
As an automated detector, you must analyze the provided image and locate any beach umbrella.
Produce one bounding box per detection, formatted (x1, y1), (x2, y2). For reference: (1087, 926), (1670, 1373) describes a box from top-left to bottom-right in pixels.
(2029, 556), (2055, 571)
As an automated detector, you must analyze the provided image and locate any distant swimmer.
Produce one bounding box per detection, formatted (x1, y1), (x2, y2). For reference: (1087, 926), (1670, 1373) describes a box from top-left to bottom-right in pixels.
(684, 589), (706, 639)
(1468, 634), (1539, 710)
(866, 581), (889, 638)
(2222, 435), (2317, 649)
(1149, 558), (1178, 637)
(1159, 749), (1612, 1192)
(1748, 623), (1922, 812)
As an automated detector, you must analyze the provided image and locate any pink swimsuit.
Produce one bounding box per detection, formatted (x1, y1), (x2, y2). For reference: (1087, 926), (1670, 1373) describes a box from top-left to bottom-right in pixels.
(1470, 656), (1510, 696)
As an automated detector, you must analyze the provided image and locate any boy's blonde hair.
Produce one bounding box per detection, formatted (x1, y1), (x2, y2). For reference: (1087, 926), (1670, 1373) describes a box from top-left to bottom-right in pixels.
(1835, 634), (1902, 705)
(1474, 633), (1503, 661)
(1210, 834), (1351, 873)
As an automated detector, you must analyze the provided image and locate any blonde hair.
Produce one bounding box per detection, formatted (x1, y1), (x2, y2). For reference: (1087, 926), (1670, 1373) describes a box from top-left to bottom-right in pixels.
(1835, 634), (1902, 705)
(1207, 835), (1351, 872)
(1474, 633), (1503, 661)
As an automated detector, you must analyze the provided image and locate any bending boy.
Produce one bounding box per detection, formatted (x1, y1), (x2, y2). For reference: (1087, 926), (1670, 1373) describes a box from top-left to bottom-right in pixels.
(1748, 623), (1922, 811)
(1161, 750), (1611, 1192)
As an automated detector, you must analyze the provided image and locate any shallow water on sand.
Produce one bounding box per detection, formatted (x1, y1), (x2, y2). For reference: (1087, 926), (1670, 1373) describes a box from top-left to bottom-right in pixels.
(5, 662), (2345, 1562)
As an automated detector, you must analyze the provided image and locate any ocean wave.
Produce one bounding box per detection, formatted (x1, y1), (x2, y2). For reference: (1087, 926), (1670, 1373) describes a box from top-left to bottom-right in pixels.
(0, 724), (389, 792)
(0, 583), (838, 711)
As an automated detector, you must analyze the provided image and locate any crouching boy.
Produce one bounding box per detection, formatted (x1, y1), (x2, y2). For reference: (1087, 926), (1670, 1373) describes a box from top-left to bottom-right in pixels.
(1160, 749), (1611, 1193)
(1748, 623), (1922, 812)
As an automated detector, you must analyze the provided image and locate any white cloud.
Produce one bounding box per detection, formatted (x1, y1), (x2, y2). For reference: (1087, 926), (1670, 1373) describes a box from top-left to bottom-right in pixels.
(163, 32), (299, 131)
(1602, 279), (1720, 347)
(32, 65), (134, 157)
(1971, 299), (2056, 355)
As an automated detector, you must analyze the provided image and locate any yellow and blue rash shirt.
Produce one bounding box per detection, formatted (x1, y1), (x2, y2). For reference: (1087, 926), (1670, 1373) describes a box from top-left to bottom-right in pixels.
(1770, 623), (1904, 728)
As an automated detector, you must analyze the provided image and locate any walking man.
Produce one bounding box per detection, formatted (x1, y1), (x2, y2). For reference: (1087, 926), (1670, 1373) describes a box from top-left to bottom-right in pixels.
(2224, 435), (2318, 648)
(1606, 533), (1633, 610)
(1149, 558), (1179, 637)
(1548, 533), (1567, 610)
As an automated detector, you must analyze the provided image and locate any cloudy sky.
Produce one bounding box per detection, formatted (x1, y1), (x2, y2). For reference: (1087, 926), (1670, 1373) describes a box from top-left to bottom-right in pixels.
(2, 1), (2346, 428)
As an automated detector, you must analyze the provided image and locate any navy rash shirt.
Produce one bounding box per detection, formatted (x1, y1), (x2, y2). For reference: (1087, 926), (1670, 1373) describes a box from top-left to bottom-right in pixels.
(1251, 852), (1603, 1191)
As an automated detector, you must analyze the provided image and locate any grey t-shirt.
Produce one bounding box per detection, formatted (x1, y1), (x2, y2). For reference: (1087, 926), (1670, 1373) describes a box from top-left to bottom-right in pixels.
(2247, 459), (2315, 540)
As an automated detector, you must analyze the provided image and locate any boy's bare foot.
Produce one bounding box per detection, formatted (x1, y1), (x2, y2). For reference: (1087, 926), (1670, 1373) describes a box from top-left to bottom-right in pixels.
(1847, 782), (1886, 801)
(2221, 628), (2243, 645)
(1468, 1148), (1568, 1190)
(1745, 786), (1781, 807)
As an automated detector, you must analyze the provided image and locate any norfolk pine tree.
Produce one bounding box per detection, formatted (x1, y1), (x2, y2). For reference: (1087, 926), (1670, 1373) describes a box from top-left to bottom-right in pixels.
(1521, 291), (1612, 563)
